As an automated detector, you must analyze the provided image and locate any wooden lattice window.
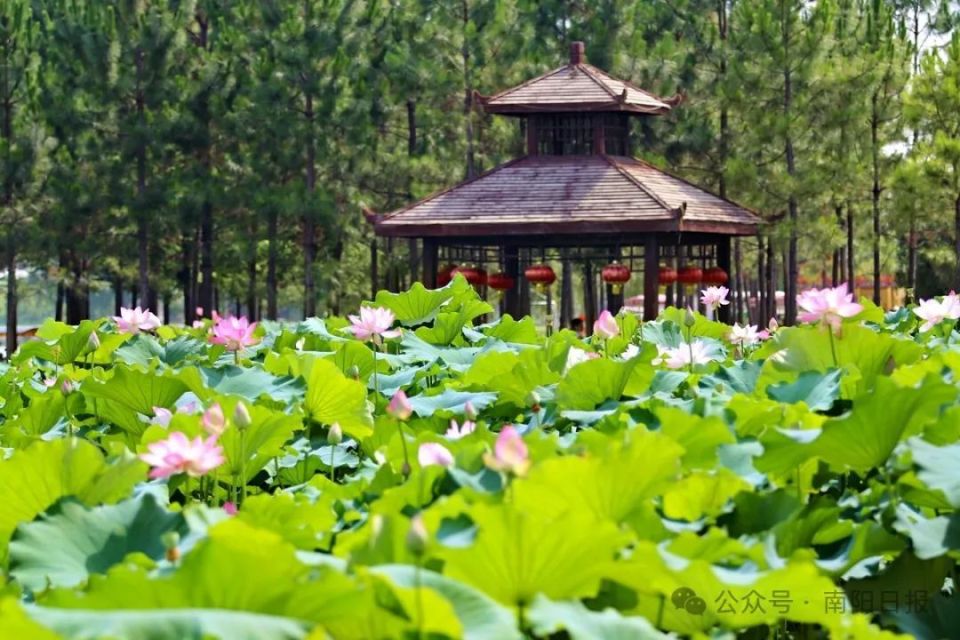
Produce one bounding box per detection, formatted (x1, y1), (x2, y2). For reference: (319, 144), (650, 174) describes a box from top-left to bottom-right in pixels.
(536, 114), (595, 155)
(603, 113), (631, 156)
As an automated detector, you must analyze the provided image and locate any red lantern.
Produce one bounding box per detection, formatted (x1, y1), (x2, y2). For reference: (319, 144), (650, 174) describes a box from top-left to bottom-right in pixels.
(437, 264), (457, 287)
(487, 272), (516, 294)
(658, 266), (678, 286)
(677, 266), (703, 286)
(451, 266), (486, 287)
(524, 264), (556, 292)
(601, 262), (631, 294)
(702, 266), (728, 285)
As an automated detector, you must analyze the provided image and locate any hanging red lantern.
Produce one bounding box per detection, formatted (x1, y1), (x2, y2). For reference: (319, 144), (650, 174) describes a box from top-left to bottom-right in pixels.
(658, 266), (678, 286)
(487, 272), (515, 294)
(437, 264), (458, 287)
(451, 266), (486, 287)
(702, 266), (728, 285)
(677, 266), (703, 286)
(524, 264), (556, 292)
(601, 262), (631, 294)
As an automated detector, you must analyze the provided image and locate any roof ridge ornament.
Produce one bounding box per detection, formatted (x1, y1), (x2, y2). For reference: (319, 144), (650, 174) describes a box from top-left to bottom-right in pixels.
(570, 41), (585, 65)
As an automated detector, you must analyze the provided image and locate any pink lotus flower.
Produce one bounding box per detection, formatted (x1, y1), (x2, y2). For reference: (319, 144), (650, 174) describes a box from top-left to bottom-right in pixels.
(387, 389), (413, 421)
(592, 310), (620, 339)
(223, 501), (238, 516)
(445, 419), (476, 440)
(564, 346), (600, 373)
(114, 307), (162, 335)
(346, 306), (401, 345)
(152, 407), (174, 427)
(209, 316), (259, 351)
(139, 432), (225, 479)
(202, 403), (226, 436)
(418, 442), (455, 468)
(914, 294), (960, 333)
(483, 426), (531, 476)
(796, 284), (862, 332)
(653, 340), (715, 370)
(700, 286), (730, 311)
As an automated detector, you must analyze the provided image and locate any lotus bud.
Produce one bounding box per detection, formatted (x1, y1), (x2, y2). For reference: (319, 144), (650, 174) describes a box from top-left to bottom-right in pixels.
(233, 402), (252, 431)
(405, 513), (428, 556)
(162, 531), (181, 562)
(526, 390), (541, 413)
(202, 403), (226, 436)
(370, 514), (384, 542)
(684, 308), (696, 328)
(768, 317), (779, 333)
(464, 400), (477, 421)
(347, 365), (360, 380)
(87, 331), (101, 351)
(328, 422), (343, 445)
(60, 379), (75, 395)
(387, 390), (413, 421)
(401, 461), (412, 477)
(295, 337), (306, 351)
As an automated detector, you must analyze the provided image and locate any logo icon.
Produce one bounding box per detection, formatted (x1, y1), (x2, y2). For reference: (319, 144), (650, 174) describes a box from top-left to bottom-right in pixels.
(672, 586), (706, 615)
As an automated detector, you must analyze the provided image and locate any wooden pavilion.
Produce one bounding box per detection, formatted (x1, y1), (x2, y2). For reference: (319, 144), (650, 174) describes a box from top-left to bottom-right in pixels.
(367, 42), (759, 326)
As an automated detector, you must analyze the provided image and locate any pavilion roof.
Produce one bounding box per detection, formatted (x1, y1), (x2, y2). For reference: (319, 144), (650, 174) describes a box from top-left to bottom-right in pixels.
(476, 42), (679, 115)
(369, 155), (760, 238)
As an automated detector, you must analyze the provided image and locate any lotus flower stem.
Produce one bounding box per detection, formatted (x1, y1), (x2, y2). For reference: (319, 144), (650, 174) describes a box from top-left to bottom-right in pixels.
(415, 558), (425, 639)
(328, 445), (335, 483)
(828, 327), (839, 368)
(234, 350), (240, 366)
(398, 423), (411, 477)
(239, 428), (247, 505)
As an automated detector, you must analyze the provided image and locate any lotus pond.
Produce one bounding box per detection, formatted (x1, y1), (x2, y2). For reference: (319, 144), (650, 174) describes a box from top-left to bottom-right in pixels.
(0, 277), (958, 639)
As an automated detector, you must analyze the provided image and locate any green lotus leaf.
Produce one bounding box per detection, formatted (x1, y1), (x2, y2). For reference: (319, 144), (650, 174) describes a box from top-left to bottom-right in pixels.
(373, 564), (522, 640)
(0, 439), (143, 561)
(372, 276), (471, 326)
(526, 594), (668, 639)
(304, 359), (373, 438)
(9, 494), (188, 591)
(441, 503), (627, 607)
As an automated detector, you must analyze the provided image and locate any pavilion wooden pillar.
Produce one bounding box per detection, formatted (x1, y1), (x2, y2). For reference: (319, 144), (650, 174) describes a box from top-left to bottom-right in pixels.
(644, 235), (659, 321)
(503, 246), (520, 317)
(560, 251), (573, 329)
(717, 236), (732, 323)
(583, 261), (596, 331)
(422, 238), (438, 287)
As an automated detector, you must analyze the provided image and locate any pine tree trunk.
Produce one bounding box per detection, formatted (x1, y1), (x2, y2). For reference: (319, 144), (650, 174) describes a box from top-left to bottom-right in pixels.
(303, 91), (317, 318)
(782, 6), (798, 325)
(55, 280), (64, 322)
(461, 0), (476, 179)
(766, 240), (776, 321)
(847, 203), (855, 293)
(194, 13), (215, 318)
(2, 85), (15, 356)
(907, 215), (917, 299)
(267, 209), (278, 320)
(5, 231), (15, 357)
(135, 46), (150, 308)
(181, 232), (194, 323)
(757, 235), (766, 322)
(954, 191), (960, 290)
(871, 94), (882, 305)
(246, 231), (257, 321)
(114, 276), (124, 316)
